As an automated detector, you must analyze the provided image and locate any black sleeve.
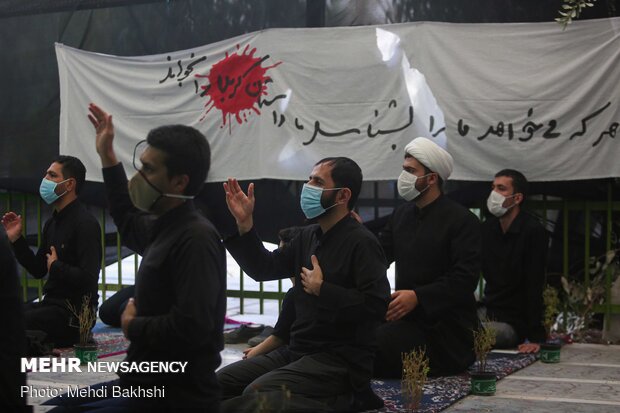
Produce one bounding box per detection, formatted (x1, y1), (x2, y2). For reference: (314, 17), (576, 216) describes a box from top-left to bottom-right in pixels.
(272, 288), (295, 343)
(102, 164), (155, 255)
(224, 227), (295, 282)
(48, 217), (102, 293)
(377, 213), (396, 265)
(0, 229), (26, 408)
(317, 236), (390, 323)
(415, 211), (481, 317)
(11, 218), (53, 278)
(523, 223), (549, 343)
(127, 232), (225, 350)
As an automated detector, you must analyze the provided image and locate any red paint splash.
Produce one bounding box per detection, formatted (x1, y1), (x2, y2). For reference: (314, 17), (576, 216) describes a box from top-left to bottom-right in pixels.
(196, 44), (281, 130)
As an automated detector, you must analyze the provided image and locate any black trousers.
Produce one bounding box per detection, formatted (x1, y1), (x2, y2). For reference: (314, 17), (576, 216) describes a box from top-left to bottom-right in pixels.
(217, 346), (355, 413)
(374, 318), (476, 378)
(373, 319), (428, 378)
(23, 301), (79, 348)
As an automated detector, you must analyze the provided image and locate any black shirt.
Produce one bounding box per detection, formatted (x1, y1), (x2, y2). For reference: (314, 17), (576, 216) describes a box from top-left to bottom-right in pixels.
(378, 194), (481, 373)
(0, 230), (26, 409)
(225, 215), (390, 387)
(103, 164), (227, 407)
(12, 199), (101, 307)
(272, 288), (295, 343)
(481, 211), (548, 343)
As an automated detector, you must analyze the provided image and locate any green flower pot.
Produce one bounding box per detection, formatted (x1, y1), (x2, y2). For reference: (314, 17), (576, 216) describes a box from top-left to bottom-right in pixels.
(74, 344), (98, 364)
(540, 343), (561, 363)
(470, 371), (496, 396)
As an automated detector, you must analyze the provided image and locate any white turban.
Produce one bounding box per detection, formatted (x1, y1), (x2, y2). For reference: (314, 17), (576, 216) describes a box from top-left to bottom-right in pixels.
(404, 137), (453, 180)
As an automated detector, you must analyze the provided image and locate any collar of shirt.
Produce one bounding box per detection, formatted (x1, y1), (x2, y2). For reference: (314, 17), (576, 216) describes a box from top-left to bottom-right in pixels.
(493, 210), (526, 236)
(52, 199), (81, 222)
(151, 200), (196, 239)
(314, 214), (356, 245)
(413, 193), (444, 219)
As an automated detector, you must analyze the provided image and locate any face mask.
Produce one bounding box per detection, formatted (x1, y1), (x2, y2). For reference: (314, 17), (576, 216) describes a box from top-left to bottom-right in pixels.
(300, 183), (342, 219)
(397, 171), (430, 201)
(128, 172), (194, 213)
(39, 178), (69, 205)
(486, 190), (517, 217)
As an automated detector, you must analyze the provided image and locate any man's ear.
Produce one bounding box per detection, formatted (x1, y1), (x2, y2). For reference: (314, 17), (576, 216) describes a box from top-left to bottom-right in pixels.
(514, 192), (524, 205)
(338, 187), (352, 205)
(63, 178), (76, 194)
(172, 174), (190, 195)
(428, 172), (439, 186)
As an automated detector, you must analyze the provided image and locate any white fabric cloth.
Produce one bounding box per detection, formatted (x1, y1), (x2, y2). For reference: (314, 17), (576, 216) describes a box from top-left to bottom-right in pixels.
(56, 17), (620, 182)
(404, 137), (453, 180)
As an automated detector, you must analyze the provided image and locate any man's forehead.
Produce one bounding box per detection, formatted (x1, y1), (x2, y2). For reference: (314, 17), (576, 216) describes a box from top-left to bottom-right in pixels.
(403, 156), (423, 169)
(493, 175), (513, 187)
(140, 145), (167, 166)
(47, 162), (63, 175)
(310, 162), (333, 179)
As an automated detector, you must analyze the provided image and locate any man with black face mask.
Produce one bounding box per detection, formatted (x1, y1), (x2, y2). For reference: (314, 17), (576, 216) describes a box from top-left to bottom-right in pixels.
(219, 157), (390, 413)
(373, 137), (481, 378)
(47, 104), (226, 412)
(480, 169), (548, 353)
(2, 155), (101, 348)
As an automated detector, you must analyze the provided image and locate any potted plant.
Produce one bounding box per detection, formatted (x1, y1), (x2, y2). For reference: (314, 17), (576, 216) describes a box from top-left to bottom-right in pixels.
(559, 249), (620, 343)
(67, 295), (97, 364)
(470, 322), (497, 396)
(540, 286), (561, 363)
(401, 348), (430, 412)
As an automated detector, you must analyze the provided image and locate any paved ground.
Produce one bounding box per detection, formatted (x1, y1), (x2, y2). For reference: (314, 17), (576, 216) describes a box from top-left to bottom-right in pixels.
(445, 343), (620, 413)
(24, 342), (620, 412)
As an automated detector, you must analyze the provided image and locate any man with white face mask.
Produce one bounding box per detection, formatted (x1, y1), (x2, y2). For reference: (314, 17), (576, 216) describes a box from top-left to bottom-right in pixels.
(373, 137), (481, 378)
(480, 169), (548, 353)
(1, 155), (101, 348)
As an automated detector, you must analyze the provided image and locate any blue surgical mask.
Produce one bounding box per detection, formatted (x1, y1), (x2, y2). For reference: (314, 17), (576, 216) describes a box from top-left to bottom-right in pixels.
(300, 183), (342, 219)
(39, 178), (69, 205)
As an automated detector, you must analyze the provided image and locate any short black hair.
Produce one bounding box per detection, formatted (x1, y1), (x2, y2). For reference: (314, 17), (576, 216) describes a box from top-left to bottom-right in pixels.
(53, 155), (86, 194)
(315, 157), (362, 210)
(278, 226), (303, 245)
(146, 125), (211, 196)
(495, 169), (528, 200)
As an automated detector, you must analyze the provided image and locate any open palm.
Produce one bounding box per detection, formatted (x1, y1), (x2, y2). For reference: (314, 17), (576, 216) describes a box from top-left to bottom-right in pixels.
(223, 178), (255, 234)
(1, 212), (22, 242)
(87, 103), (117, 166)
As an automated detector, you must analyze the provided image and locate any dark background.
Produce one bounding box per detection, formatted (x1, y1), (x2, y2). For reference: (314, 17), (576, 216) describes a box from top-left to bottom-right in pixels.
(1, 0), (619, 247)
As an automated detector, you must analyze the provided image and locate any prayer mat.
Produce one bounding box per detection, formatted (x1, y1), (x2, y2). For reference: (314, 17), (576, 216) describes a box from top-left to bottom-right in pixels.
(369, 352), (537, 413)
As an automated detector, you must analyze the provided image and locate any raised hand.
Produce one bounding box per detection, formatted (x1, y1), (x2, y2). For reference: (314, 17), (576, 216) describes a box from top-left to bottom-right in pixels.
(1, 212), (23, 243)
(87, 103), (118, 167)
(223, 178), (255, 235)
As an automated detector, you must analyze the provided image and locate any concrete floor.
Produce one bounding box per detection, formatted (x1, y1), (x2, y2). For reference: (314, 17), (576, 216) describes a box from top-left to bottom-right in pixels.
(445, 343), (620, 413)
(24, 342), (620, 412)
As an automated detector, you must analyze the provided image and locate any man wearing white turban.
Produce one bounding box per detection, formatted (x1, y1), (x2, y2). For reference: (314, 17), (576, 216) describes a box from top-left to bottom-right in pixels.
(373, 136), (481, 377)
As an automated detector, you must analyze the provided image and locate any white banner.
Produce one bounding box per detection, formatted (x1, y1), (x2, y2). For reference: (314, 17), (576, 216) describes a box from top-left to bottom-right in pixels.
(57, 17), (620, 183)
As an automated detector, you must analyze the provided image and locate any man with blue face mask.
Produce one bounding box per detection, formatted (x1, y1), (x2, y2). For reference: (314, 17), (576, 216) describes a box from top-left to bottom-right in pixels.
(1, 156), (101, 348)
(480, 169), (548, 354)
(220, 157), (391, 413)
(373, 137), (481, 378)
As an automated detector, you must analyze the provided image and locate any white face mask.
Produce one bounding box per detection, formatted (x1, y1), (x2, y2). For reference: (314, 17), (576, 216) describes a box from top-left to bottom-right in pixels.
(486, 190), (517, 217)
(397, 170), (430, 201)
